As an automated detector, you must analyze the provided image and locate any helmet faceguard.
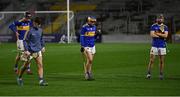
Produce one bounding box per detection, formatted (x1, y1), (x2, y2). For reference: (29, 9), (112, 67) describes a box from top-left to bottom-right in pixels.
(87, 16), (96, 26)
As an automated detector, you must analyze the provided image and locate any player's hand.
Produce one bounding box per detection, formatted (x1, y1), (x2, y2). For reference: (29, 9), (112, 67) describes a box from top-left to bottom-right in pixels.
(41, 47), (45, 53)
(24, 51), (31, 56)
(80, 47), (85, 53)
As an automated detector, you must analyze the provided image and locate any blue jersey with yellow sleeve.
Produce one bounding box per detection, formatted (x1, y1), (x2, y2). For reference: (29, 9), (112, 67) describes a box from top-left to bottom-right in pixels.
(150, 23), (168, 48)
(80, 23), (96, 47)
(9, 18), (32, 40)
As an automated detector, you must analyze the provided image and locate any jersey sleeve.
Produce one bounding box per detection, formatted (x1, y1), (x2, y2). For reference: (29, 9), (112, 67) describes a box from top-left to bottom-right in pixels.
(150, 25), (155, 32)
(9, 21), (19, 33)
(95, 26), (97, 34)
(29, 21), (33, 27)
(41, 33), (45, 47)
(80, 27), (86, 47)
(164, 25), (168, 33)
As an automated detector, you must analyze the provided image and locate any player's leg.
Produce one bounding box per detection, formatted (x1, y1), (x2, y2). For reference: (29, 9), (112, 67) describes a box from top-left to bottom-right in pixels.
(35, 52), (48, 86)
(88, 54), (94, 74)
(14, 53), (20, 74)
(17, 61), (30, 86)
(86, 46), (95, 74)
(26, 63), (33, 75)
(146, 47), (157, 79)
(83, 51), (89, 79)
(19, 52), (33, 75)
(35, 56), (44, 80)
(82, 53), (87, 74)
(14, 40), (22, 74)
(158, 48), (166, 80)
(84, 50), (94, 80)
(18, 61), (30, 78)
(146, 54), (155, 79)
(85, 52), (93, 73)
(19, 40), (33, 75)
(159, 55), (165, 80)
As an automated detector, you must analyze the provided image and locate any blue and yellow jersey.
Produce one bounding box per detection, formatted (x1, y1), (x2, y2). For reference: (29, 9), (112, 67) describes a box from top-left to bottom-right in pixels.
(9, 18), (32, 40)
(80, 23), (96, 47)
(150, 23), (168, 48)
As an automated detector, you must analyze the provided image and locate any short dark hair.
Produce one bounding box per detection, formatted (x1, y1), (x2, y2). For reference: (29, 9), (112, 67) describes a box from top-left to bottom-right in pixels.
(25, 12), (31, 18)
(34, 17), (41, 25)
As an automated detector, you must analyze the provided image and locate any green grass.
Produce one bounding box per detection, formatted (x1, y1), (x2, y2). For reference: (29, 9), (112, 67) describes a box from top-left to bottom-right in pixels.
(0, 43), (180, 96)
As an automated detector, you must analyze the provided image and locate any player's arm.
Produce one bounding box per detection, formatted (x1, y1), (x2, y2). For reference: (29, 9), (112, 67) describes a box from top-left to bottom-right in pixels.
(23, 30), (31, 55)
(9, 21), (17, 32)
(150, 31), (159, 38)
(30, 20), (33, 27)
(155, 26), (168, 38)
(80, 27), (86, 52)
(150, 25), (159, 38)
(41, 32), (45, 53)
(155, 31), (168, 38)
(9, 21), (19, 40)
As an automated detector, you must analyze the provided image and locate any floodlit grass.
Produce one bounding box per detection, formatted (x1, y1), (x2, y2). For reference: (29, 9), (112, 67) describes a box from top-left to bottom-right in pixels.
(0, 43), (180, 96)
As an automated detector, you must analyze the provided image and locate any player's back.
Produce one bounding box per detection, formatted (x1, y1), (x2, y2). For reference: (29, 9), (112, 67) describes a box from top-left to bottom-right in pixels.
(24, 27), (44, 52)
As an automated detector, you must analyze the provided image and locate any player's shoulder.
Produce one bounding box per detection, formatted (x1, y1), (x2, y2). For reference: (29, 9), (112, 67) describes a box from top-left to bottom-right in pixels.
(151, 23), (158, 27)
(18, 18), (24, 22)
(27, 19), (32, 23)
(162, 24), (168, 28)
(30, 27), (42, 31)
(13, 20), (19, 24)
(13, 18), (23, 23)
(82, 23), (96, 28)
(82, 23), (89, 28)
(93, 25), (96, 28)
(29, 27), (34, 32)
(38, 27), (43, 32)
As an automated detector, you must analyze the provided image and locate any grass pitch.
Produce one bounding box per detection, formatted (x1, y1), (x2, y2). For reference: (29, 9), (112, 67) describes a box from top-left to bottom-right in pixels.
(0, 43), (180, 96)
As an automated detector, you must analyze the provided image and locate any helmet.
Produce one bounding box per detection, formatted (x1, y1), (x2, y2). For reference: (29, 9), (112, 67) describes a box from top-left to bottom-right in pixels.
(87, 16), (96, 22)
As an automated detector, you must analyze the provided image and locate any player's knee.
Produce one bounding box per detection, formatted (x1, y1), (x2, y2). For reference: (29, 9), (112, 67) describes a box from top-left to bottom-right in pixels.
(88, 59), (93, 64)
(160, 60), (164, 64)
(150, 59), (154, 64)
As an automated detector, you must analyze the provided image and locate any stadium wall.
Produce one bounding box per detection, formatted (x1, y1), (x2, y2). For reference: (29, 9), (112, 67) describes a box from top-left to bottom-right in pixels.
(102, 34), (151, 43)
